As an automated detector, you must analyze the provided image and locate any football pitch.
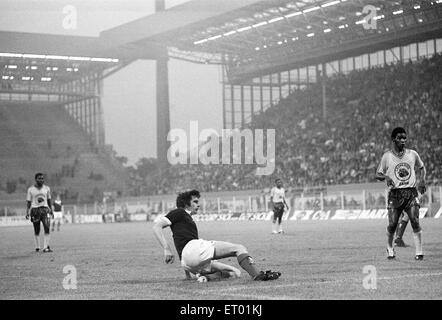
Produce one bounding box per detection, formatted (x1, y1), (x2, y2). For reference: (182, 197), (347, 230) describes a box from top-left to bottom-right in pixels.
(1, 218), (441, 300)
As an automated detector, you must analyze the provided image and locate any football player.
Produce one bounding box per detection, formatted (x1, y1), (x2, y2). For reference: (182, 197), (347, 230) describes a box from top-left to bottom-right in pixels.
(270, 178), (289, 234)
(51, 194), (63, 232)
(376, 127), (426, 260)
(153, 189), (281, 282)
(25, 173), (53, 252)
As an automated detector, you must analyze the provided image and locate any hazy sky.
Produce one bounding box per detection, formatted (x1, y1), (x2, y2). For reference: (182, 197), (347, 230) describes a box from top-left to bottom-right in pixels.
(0, 0), (223, 165)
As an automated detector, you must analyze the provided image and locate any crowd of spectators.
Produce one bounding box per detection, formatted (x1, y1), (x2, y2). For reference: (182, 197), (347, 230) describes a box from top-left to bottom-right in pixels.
(134, 53), (441, 196)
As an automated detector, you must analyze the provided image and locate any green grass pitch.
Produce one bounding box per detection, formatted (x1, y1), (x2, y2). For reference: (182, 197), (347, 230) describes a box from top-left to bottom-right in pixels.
(1, 219), (441, 299)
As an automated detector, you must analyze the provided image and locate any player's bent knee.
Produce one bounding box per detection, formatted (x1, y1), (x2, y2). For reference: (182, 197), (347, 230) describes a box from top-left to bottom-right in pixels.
(235, 244), (248, 255)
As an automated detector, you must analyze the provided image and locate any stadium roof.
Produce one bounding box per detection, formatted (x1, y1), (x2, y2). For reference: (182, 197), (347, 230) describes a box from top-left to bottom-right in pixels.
(119, 0), (440, 83)
(0, 31), (104, 57)
(0, 30), (165, 61)
(102, 0), (442, 83)
(100, 0), (266, 56)
(1, 0), (442, 83)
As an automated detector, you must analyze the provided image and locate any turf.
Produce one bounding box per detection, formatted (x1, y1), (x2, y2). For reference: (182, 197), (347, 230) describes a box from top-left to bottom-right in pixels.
(1, 219), (441, 300)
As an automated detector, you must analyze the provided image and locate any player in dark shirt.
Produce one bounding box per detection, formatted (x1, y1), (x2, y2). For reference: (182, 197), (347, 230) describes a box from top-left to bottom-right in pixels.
(153, 189), (281, 282)
(51, 194), (63, 232)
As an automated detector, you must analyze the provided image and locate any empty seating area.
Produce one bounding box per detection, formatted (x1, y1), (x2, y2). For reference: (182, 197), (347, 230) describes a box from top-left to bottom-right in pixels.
(0, 102), (128, 202)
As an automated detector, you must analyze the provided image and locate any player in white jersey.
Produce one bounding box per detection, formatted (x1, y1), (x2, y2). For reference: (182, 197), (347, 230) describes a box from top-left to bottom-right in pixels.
(270, 178), (289, 234)
(376, 127), (426, 261)
(25, 173), (54, 252)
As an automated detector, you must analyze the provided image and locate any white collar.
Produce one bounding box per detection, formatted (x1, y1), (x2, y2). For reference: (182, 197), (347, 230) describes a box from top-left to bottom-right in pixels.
(184, 209), (192, 214)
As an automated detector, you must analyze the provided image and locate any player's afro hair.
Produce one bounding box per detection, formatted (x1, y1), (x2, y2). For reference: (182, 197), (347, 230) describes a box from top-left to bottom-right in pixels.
(391, 127), (406, 140)
(35, 172), (44, 180)
(176, 189), (200, 208)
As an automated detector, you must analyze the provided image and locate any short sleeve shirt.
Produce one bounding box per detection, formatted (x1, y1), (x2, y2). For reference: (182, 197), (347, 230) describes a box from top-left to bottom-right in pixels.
(26, 185), (51, 208)
(165, 208), (198, 259)
(270, 187), (285, 203)
(377, 149), (424, 189)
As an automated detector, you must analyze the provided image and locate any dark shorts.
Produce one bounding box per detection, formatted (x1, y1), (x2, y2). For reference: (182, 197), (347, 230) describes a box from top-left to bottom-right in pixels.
(388, 188), (419, 212)
(273, 203), (284, 218)
(30, 207), (51, 223)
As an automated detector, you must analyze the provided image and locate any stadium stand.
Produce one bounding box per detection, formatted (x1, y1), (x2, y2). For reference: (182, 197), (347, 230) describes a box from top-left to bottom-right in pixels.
(136, 53), (442, 196)
(0, 103), (129, 202)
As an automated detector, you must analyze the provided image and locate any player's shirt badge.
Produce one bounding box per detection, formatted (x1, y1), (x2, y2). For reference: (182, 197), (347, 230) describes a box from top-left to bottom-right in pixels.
(394, 163), (411, 181)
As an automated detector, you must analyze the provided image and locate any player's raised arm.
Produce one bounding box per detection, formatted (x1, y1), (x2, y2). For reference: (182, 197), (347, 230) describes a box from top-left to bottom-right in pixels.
(152, 215), (175, 264)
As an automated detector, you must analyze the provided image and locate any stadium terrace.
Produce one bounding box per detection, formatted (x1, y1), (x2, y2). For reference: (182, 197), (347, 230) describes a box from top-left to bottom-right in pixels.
(167, 121), (275, 175)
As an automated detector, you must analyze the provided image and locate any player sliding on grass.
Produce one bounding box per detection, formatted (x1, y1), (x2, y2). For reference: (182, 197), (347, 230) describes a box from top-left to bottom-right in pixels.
(153, 189), (281, 282)
(376, 127), (426, 261)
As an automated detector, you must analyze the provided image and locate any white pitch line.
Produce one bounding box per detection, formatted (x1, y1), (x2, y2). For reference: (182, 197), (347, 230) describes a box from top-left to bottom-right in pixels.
(203, 272), (442, 293)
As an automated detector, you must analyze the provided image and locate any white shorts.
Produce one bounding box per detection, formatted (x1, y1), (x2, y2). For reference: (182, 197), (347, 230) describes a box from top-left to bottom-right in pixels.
(181, 239), (215, 274)
(53, 211), (63, 219)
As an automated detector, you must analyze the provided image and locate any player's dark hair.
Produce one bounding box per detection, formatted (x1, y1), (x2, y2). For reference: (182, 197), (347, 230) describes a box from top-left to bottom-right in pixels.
(391, 127), (406, 139)
(275, 178), (281, 183)
(176, 189), (200, 208)
(34, 172), (44, 180)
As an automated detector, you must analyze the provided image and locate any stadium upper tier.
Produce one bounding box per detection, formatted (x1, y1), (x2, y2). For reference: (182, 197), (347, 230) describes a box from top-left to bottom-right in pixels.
(135, 52), (441, 196)
(0, 103), (129, 202)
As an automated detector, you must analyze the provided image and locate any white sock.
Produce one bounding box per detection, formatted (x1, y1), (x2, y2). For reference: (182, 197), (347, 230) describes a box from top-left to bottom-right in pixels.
(272, 222), (276, 232)
(387, 232), (394, 250)
(278, 223), (283, 232)
(34, 235), (40, 249)
(413, 231), (423, 255)
(44, 234), (50, 248)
